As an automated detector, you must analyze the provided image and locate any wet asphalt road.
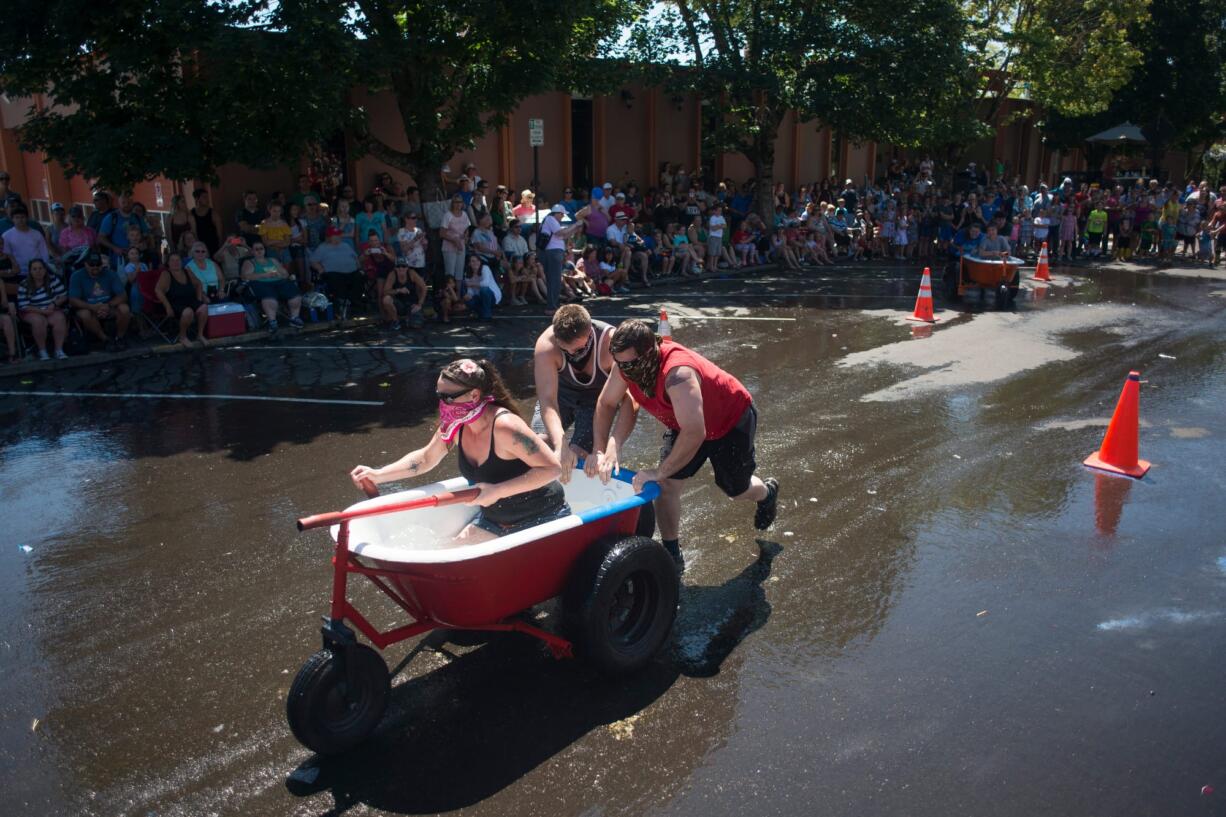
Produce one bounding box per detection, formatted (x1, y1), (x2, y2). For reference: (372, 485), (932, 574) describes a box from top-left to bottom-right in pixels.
(2, 261), (1225, 817)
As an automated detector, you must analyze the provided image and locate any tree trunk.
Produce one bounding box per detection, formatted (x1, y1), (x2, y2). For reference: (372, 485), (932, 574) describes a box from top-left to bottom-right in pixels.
(753, 156), (775, 223)
(409, 160), (447, 207)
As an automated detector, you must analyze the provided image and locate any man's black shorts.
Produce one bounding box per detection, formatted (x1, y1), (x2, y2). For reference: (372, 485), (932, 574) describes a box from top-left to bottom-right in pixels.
(532, 387), (597, 453)
(661, 403), (757, 497)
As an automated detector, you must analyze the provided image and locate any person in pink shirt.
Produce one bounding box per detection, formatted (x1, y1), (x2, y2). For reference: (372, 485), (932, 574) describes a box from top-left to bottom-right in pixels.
(57, 205), (97, 253)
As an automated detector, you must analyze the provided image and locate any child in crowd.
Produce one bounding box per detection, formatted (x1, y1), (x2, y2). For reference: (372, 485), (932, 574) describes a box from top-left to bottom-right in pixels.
(597, 246), (631, 293)
(771, 226), (800, 269)
(802, 224), (830, 265)
(1114, 215), (1133, 261)
(508, 256), (544, 304)
(1197, 221), (1214, 264)
(732, 225), (760, 266)
(892, 210), (909, 260)
(1084, 202), (1108, 258)
(122, 246), (149, 312)
(1139, 203), (1161, 257)
(1058, 205), (1077, 260)
(1033, 208), (1052, 253)
(1016, 205), (1033, 256)
(562, 259), (593, 299)
(437, 275), (466, 323)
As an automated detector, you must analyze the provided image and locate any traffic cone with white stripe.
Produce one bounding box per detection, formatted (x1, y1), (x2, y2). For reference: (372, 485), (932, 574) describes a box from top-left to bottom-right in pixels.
(658, 309), (672, 337)
(1034, 242), (1052, 282)
(906, 267), (938, 323)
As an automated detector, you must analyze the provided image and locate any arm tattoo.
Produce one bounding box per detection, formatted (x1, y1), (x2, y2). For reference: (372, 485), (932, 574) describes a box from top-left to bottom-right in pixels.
(665, 368), (690, 391)
(512, 430), (540, 456)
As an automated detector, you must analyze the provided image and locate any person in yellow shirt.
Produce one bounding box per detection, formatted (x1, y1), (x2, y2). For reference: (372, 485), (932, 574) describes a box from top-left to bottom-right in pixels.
(257, 202), (294, 264)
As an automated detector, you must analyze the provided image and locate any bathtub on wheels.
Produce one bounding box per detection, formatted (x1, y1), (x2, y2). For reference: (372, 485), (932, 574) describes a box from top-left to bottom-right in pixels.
(943, 254), (1023, 306)
(287, 468), (673, 755)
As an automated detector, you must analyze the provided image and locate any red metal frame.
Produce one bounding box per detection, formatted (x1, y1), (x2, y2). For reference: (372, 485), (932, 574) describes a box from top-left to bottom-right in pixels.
(301, 493), (576, 660)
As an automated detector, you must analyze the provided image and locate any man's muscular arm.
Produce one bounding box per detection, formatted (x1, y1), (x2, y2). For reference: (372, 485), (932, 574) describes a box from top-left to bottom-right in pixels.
(655, 366), (705, 479)
(532, 332), (566, 450)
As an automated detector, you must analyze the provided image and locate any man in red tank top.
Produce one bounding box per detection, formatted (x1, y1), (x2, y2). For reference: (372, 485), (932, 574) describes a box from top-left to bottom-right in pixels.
(589, 319), (780, 571)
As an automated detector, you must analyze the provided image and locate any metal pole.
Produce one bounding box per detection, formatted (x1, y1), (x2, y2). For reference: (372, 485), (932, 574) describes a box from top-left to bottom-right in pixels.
(533, 146), (540, 191)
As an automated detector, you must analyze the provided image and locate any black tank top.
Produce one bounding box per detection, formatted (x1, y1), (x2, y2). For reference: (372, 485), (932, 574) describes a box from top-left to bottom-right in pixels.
(557, 320), (612, 395)
(458, 409), (565, 526)
(166, 270), (197, 304)
(190, 207), (221, 254)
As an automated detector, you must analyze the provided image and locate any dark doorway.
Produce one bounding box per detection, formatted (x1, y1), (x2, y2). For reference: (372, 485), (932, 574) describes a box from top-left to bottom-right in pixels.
(570, 98), (594, 192)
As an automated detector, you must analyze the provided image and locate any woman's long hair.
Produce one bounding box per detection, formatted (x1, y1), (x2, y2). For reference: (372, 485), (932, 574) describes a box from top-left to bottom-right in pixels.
(440, 358), (522, 420)
(23, 258), (50, 299)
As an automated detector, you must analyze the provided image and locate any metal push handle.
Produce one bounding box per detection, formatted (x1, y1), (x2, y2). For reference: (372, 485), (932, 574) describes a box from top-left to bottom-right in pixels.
(296, 487), (482, 532)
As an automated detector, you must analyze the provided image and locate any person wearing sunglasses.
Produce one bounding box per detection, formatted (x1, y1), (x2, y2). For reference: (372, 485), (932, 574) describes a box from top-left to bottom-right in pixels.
(531, 304), (637, 485)
(587, 319), (780, 572)
(350, 358), (567, 544)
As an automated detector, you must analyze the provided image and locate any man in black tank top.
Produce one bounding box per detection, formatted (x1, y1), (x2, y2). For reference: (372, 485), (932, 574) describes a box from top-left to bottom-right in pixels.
(532, 305), (637, 482)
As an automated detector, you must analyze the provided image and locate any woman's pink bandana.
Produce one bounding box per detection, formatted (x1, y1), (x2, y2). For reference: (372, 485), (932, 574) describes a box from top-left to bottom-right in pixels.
(438, 395), (494, 444)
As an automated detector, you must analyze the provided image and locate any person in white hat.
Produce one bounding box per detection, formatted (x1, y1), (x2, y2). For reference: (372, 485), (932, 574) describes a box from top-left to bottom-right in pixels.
(540, 202), (589, 311)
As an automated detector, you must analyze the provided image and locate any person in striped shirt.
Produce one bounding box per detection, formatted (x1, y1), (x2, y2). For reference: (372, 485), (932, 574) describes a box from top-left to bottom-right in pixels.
(0, 277), (15, 363)
(17, 258), (68, 360)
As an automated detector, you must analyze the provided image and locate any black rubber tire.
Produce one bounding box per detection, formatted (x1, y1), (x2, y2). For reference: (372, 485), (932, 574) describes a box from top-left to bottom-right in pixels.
(286, 644), (390, 755)
(942, 263), (961, 302)
(997, 283), (1011, 309)
(562, 535), (678, 674)
(634, 500), (657, 538)
(1006, 270), (1021, 304)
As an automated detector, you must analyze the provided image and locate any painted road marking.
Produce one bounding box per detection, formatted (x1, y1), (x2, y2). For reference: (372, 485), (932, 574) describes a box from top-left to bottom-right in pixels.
(0, 390), (384, 407)
(233, 345), (536, 353)
(493, 314), (796, 322)
(614, 293), (915, 299)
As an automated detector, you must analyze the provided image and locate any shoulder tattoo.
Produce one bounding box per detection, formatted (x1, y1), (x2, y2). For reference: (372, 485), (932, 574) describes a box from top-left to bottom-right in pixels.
(512, 429), (540, 455)
(665, 367), (692, 391)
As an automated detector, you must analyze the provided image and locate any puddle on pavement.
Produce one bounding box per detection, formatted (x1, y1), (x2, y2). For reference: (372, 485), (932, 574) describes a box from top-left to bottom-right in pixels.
(838, 304), (1163, 401)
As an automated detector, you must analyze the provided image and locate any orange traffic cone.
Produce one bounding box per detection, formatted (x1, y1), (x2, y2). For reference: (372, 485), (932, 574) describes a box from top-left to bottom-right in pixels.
(1034, 242), (1052, 282)
(658, 309), (672, 337)
(906, 267), (938, 323)
(1083, 371), (1150, 478)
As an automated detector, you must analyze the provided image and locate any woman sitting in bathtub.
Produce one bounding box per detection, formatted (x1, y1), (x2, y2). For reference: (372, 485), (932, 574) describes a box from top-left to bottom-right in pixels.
(350, 358), (569, 543)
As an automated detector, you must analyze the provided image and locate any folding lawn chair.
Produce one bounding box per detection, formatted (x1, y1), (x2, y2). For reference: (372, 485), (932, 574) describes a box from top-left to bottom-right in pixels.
(134, 267), (177, 342)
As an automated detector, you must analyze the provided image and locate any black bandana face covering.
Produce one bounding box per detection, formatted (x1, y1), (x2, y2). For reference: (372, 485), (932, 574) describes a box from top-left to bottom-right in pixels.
(617, 336), (662, 396)
(562, 330), (595, 370)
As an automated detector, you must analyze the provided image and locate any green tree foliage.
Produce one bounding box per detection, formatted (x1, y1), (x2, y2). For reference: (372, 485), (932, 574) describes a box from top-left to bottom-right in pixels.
(964, 0), (1151, 127)
(0, 1), (351, 188)
(0, 0), (631, 193)
(623, 0), (971, 218)
(1040, 0), (1226, 175)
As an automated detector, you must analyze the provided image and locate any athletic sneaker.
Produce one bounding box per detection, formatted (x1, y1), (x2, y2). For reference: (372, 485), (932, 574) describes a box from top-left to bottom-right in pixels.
(288, 316), (305, 329)
(390, 320), (402, 331)
(754, 477), (780, 530)
(55, 350), (69, 360)
(38, 349), (50, 361)
(267, 319), (279, 336)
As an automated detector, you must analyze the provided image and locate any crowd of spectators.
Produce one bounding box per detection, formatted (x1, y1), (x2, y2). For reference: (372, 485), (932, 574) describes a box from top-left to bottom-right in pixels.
(1, 156), (1223, 365)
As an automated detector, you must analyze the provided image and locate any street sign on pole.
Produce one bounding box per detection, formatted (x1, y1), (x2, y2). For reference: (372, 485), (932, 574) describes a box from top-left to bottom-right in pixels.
(529, 119), (544, 189)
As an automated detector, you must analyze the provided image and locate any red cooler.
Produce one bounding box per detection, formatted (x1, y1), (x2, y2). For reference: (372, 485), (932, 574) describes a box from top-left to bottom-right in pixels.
(206, 303), (248, 339)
